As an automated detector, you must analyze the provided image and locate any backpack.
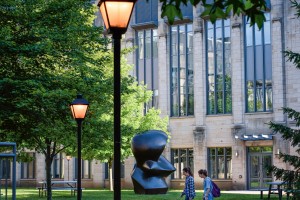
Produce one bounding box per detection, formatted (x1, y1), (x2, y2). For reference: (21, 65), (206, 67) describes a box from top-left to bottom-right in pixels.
(211, 181), (221, 197)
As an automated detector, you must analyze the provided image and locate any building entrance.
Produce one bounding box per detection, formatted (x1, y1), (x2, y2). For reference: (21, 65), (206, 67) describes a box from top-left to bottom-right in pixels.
(248, 146), (273, 189)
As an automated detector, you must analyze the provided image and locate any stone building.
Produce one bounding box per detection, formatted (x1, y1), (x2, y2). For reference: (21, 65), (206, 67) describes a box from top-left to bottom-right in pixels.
(2, 0), (300, 191)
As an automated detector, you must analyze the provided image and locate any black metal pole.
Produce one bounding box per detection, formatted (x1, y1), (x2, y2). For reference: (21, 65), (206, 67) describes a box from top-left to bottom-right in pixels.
(77, 120), (82, 200)
(113, 33), (121, 200)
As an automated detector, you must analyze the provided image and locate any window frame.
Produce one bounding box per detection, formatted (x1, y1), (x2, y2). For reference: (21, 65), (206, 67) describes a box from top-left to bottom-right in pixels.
(75, 159), (92, 179)
(208, 147), (232, 180)
(135, 28), (158, 111)
(169, 23), (194, 117)
(0, 158), (11, 179)
(171, 148), (194, 179)
(244, 13), (272, 113)
(205, 18), (232, 115)
(52, 153), (64, 179)
(104, 162), (125, 179)
(20, 153), (36, 179)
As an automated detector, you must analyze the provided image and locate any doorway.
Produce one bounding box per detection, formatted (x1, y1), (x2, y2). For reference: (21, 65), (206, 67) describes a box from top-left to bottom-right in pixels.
(248, 146), (273, 189)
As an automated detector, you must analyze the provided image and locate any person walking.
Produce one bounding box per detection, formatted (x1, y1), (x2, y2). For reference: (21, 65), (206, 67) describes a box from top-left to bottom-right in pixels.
(198, 169), (213, 200)
(181, 167), (196, 200)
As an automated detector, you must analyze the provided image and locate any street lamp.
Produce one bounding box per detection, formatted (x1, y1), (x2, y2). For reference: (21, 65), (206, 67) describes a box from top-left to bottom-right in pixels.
(98, 1), (136, 199)
(70, 94), (89, 200)
(66, 156), (72, 181)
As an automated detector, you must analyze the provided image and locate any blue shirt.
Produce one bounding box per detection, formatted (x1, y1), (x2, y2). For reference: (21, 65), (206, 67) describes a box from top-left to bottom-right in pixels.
(203, 177), (214, 200)
(183, 175), (196, 199)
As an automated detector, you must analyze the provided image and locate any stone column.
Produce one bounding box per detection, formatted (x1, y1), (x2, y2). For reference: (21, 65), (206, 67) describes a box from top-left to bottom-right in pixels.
(231, 125), (246, 189)
(193, 5), (205, 126)
(193, 126), (205, 187)
(271, 1), (285, 123)
(231, 15), (244, 125)
(157, 19), (169, 118)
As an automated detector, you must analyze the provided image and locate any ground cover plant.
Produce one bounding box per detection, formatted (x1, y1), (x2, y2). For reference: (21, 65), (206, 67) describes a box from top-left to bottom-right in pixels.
(3, 188), (282, 200)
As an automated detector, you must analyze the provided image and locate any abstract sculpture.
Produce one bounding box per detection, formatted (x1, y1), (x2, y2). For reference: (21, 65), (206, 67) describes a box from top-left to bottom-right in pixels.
(131, 130), (176, 194)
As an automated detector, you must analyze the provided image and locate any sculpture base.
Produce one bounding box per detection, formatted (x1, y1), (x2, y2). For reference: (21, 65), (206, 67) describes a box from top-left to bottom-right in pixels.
(131, 167), (169, 194)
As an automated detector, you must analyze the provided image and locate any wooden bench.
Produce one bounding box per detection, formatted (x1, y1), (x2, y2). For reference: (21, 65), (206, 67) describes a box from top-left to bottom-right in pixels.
(36, 187), (46, 197)
(38, 187), (85, 197)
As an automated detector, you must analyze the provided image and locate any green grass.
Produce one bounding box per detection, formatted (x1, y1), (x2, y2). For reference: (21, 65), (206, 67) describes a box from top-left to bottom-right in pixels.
(2, 188), (281, 199)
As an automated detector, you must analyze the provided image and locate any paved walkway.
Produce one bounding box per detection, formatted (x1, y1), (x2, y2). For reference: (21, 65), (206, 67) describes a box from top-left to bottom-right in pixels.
(222, 190), (265, 194)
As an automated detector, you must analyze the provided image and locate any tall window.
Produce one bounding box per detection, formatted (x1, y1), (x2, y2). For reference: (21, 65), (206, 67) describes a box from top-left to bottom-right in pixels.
(75, 159), (92, 179)
(0, 159), (10, 179)
(208, 147), (232, 179)
(206, 19), (232, 115)
(21, 153), (35, 179)
(104, 162), (125, 179)
(244, 13), (272, 112)
(171, 148), (193, 179)
(170, 24), (194, 116)
(52, 153), (64, 179)
(136, 29), (158, 110)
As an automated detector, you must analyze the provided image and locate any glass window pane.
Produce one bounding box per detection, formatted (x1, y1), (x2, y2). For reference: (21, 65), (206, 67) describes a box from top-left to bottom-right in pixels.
(246, 25), (253, 46)
(208, 147), (232, 180)
(245, 13), (272, 112)
(170, 24), (193, 116)
(153, 30), (158, 58)
(206, 19), (231, 115)
(171, 149), (193, 179)
(145, 30), (151, 59)
(138, 31), (144, 59)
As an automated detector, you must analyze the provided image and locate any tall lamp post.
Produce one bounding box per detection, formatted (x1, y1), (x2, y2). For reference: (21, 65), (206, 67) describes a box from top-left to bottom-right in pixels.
(70, 94), (89, 200)
(98, 1), (136, 199)
(66, 156), (72, 181)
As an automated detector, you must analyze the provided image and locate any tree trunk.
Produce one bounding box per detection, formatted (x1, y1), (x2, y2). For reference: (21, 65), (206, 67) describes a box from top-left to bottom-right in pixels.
(109, 160), (113, 191)
(45, 144), (53, 200)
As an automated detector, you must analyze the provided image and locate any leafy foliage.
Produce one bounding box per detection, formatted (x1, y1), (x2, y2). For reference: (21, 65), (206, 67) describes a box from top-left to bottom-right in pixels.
(268, 108), (300, 198)
(0, 0), (168, 197)
(160, 0), (267, 29)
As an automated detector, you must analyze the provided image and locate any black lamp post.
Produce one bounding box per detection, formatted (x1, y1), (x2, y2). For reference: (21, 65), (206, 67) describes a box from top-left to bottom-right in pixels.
(98, 1), (136, 199)
(70, 94), (89, 200)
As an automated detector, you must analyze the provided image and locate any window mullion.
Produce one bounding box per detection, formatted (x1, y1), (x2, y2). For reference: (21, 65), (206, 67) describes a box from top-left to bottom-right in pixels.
(185, 25), (189, 115)
(151, 29), (154, 108)
(222, 21), (226, 114)
(135, 31), (139, 81)
(253, 26), (257, 112)
(262, 26), (266, 111)
(213, 24), (217, 114)
(169, 26), (174, 116)
(177, 26), (181, 116)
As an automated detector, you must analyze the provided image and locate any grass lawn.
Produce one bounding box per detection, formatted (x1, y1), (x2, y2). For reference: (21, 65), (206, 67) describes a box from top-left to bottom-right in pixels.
(3, 188), (282, 199)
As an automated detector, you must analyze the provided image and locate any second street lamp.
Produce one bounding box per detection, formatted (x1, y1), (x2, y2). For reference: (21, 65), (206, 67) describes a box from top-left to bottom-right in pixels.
(66, 156), (72, 181)
(70, 94), (89, 200)
(98, 1), (136, 199)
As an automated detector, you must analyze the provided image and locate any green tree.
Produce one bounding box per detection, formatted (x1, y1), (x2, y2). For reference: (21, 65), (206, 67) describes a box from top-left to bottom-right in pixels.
(268, 107), (300, 199)
(161, 0), (268, 28)
(267, 1), (300, 198)
(0, 1), (106, 199)
(0, 0), (168, 198)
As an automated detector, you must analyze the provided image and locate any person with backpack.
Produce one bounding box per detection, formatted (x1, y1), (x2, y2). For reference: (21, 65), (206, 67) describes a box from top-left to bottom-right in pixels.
(180, 167), (196, 200)
(198, 169), (214, 200)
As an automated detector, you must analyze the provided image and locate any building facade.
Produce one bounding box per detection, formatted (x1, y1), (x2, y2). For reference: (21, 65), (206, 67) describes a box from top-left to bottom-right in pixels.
(2, 0), (300, 191)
